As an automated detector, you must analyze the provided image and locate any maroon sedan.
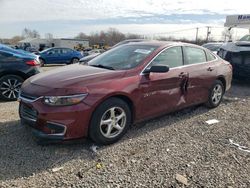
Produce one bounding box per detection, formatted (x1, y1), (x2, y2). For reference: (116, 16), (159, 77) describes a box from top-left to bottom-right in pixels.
(18, 42), (232, 145)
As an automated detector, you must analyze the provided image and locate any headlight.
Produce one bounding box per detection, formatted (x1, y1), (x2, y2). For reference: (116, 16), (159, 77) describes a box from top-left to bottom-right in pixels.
(43, 94), (88, 106)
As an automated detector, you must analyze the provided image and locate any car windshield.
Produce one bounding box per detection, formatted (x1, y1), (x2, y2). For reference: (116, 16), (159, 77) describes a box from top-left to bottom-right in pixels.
(203, 43), (222, 51)
(88, 44), (157, 70)
(239, 35), (250, 41)
(40, 48), (53, 53)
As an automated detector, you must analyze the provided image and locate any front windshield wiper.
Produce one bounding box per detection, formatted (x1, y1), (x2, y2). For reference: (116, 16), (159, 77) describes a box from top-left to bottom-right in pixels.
(90, 64), (115, 70)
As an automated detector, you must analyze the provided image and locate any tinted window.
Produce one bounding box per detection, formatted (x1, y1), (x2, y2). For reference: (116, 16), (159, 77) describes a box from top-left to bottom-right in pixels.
(185, 47), (206, 64)
(206, 51), (216, 61)
(244, 53), (250, 65)
(48, 49), (60, 54)
(151, 46), (183, 68)
(62, 49), (72, 54)
(231, 53), (242, 64)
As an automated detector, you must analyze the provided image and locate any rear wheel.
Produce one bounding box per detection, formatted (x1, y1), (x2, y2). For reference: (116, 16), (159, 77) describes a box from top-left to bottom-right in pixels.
(89, 98), (131, 145)
(71, 58), (79, 64)
(39, 58), (45, 67)
(0, 75), (24, 101)
(205, 80), (224, 108)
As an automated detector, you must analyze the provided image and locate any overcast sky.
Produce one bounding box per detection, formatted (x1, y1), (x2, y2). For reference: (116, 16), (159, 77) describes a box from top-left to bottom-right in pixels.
(0, 0), (249, 39)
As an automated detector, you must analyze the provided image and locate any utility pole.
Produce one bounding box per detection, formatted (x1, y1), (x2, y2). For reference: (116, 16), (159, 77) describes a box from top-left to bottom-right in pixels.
(195, 27), (199, 44)
(206, 26), (211, 42)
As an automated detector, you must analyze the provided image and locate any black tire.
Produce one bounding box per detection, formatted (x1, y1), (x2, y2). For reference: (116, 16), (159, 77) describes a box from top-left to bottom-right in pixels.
(89, 97), (131, 145)
(39, 58), (45, 67)
(205, 80), (224, 108)
(71, 58), (79, 64)
(0, 75), (24, 101)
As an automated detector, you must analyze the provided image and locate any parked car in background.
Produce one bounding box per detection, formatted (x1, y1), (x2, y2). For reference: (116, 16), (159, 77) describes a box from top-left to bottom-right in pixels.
(202, 42), (223, 54)
(19, 41), (232, 145)
(88, 49), (105, 55)
(0, 49), (40, 101)
(38, 47), (83, 66)
(80, 53), (101, 65)
(218, 35), (250, 79)
(112, 39), (148, 48)
(0, 44), (38, 59)
(80, 49), (106, 64)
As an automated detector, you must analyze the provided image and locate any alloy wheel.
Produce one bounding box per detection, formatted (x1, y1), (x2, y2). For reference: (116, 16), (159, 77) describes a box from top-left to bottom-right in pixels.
(0, 78), (22, 99)
(72, 58), (79, 64)
(211, 84), (223, 105)
(100, 107), (127, 138)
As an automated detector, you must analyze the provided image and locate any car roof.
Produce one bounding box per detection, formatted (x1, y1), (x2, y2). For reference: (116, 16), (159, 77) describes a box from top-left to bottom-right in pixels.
(202, 42), (223, 46)
(47, 47), (72, 50)
(123, 41), (202, 48)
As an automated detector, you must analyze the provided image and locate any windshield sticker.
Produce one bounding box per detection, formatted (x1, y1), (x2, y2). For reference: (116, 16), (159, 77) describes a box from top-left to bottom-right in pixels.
(134, 49), (152, 54)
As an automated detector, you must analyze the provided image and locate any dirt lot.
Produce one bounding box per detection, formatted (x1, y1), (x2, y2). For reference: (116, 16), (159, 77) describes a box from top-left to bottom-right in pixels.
(0, 66), (250, 187)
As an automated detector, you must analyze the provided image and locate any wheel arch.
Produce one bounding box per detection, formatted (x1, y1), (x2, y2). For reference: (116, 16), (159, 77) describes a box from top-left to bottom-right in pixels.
(0, 71), (27, 80)
(39, 57), (46, 64)
(112, 94), (135, 123)
(91, 93), (136, 125)
(216, 76), (226, 92)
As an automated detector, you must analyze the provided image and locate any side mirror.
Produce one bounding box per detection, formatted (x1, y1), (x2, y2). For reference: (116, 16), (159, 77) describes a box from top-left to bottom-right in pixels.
(47, 51), (53, 55)
(144, 65), (169, 74)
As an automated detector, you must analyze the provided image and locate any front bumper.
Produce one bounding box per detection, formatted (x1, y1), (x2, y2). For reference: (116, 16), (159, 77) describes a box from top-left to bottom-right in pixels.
(19, 93), (93, 142)
(19, 104), (66, 142)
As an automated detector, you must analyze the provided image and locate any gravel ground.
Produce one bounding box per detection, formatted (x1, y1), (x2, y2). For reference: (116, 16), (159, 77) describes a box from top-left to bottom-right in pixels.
(0, 66), (249, 187)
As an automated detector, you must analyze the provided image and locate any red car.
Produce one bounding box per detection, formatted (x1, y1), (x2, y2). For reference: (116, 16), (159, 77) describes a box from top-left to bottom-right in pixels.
(18, 42), (232, 145)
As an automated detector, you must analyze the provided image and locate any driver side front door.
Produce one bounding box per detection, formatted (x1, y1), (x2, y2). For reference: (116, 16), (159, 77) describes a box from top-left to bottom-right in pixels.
(138, 46), (189, 120)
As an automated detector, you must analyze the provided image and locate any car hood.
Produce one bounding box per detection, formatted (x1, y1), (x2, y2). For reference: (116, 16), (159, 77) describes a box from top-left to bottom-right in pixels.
(26, 64), (125, 90)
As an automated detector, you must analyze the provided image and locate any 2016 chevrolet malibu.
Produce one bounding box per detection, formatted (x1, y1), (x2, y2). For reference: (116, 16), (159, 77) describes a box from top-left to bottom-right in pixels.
(18, 41), (232, 145)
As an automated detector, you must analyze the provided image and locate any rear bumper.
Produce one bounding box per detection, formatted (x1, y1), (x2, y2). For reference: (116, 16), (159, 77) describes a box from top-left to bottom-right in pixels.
(26, 66), (41, 78)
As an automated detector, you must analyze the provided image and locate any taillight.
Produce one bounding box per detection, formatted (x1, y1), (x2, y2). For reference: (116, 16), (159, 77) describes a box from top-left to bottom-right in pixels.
(26, 60), (40, 66)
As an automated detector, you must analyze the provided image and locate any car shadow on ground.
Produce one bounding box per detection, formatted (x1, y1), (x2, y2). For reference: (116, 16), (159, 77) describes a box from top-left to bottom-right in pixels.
(226, 79), (250, 99)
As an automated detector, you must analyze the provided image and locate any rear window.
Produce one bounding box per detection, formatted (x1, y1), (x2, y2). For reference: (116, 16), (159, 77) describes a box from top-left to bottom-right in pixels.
(206, 51), (216, 61)
(231, 53), (242, 64)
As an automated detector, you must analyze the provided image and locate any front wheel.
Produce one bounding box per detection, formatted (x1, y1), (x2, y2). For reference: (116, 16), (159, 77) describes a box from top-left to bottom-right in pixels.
(205, 80), (224, 108)
(0, 75), (24, 101)
(89, 98), (131, 145)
